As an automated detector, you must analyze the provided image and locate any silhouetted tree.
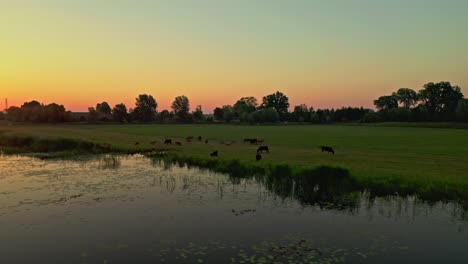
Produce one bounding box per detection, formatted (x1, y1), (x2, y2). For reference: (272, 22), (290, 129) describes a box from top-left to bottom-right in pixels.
(234, 96), (257, 113)
(5, 106), (21, 122)
(20, 101), (43, 122)
(96, 102), (112, 120)
(112, 103), (128, 123)
(171, 95), (190, 121)
(394, 88), (419, 109)
(157, 110), (173, 122)
(456, 99), (468, 122)
(261, 107), (280, 122)
(419, 81), (463, 119)
(222, 105), (234, 122)
(133, 94), (157, 122)
(261, 91), (290, 120)
(43, 103), (68, 122)
(192, 105), (204, 121)
(213, 107), (224, 121)
(374, 95), (398, 110)
(88, 107), (99, 122)
(292, 104), (309, 122)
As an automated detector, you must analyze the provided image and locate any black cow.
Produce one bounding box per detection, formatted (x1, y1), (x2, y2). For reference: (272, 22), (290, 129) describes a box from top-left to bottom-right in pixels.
(257, 146), (269, 153)
(164, 139), (172, 144)
(198, 136), (202, 141)
(321, 146), (335, 155)
(256, 152), (262, 161)
(210, 150), (218, 157)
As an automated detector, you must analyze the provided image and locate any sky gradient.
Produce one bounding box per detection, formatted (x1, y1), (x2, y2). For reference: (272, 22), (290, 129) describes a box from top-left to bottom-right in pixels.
(1, 0), (468, 112)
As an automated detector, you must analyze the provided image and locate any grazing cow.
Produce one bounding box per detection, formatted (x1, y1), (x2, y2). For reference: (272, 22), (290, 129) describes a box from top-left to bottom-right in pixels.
(244, 138), (254, 143)
(321, 146), (335, 155)
(198, 136), (202, 141)
(175, 141), (182, 146)
(257, 146), (269, 153)
(249, 139), (258, 145)
(256, 152), (262, 161)
(164, 139), (172, 144)
(210, 150), (218, 157)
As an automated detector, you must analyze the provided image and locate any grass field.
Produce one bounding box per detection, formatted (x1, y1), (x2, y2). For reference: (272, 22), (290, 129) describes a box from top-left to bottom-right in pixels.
(1, 123), (468, 199)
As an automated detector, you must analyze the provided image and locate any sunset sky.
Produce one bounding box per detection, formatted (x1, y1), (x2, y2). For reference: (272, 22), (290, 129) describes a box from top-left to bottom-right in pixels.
(1, 0), (467, 112)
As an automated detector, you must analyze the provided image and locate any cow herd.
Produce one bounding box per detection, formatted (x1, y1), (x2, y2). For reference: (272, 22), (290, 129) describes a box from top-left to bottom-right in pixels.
(149, 136), (335, 161)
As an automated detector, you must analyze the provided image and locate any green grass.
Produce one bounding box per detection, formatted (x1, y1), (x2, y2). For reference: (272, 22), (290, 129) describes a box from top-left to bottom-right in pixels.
(1, 123), (468, 200)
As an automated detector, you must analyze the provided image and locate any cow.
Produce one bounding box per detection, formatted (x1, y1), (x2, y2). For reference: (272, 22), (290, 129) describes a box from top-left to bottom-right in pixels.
(257, 139), (264, 144)
(321, 146), (335, 155)
(175, 141), (182, 146)
(164, 139), (172, 144)
(198, 136), (202, 141)
(186, 136), (194, 141)
(249, 139), (258, 145)
(257, 146), (269, 153)
(256, 152), (262, 161)
(210, 150), (218, 157)
(244, 138), (255, 143)
(135, 142), (140, 145)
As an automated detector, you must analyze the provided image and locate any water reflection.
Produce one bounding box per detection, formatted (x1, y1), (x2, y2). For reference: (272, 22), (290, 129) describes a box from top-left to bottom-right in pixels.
(0, 154), (467, 264)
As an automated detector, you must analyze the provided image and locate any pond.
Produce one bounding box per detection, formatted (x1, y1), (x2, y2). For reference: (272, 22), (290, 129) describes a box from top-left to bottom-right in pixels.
(0, 154), (467, 263)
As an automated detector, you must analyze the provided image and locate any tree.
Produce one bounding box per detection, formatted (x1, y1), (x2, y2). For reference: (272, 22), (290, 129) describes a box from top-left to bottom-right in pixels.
(234, 96), (257, 113)
(456, 99), (468, 122)
(261, 107), (280, 122)
(261, 91), (290, 120)
(418, 81), (463, 118)
(88, 107), (99, 122)
(96, 102), (112, 120)
(171, 95), (190, 121)
(394, 88), (419, 109)
(292, 104), (309, 122)
(192, 105), (204, 121)
(222, 105), (234, 122)
(157, 110), (173, 122)
(213, 107), (224, 121)
(5, 106), (22, 122)
(20, 101), (43, 122)
(112, 103), (128, 123)
(133, 94), (157, 122)
(374, 95), (398, 110)
(43, 103), (68, 122)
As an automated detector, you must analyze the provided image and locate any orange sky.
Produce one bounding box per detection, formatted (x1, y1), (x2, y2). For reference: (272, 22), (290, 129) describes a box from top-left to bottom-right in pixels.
(1, 1), (467, 112)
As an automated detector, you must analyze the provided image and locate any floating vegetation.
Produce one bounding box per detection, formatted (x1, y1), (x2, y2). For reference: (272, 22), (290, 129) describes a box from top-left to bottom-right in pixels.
(231, 209), (256, 216)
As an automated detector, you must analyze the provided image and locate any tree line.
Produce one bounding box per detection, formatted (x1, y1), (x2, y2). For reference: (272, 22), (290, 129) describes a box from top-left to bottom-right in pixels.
(1, 81), (466, 124)
(366, 81), (467, 122)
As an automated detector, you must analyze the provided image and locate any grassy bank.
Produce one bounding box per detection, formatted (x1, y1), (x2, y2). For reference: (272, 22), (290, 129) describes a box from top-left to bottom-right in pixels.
(1, 123), (468, 200)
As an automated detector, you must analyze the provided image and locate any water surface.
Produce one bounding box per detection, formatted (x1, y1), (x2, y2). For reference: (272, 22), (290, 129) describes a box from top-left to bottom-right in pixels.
(0, 155), (467, 263)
